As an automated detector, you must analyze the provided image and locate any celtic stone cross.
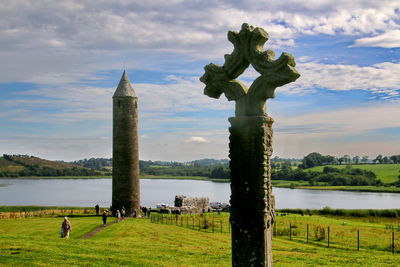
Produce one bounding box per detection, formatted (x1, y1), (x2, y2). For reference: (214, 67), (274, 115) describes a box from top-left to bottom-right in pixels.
(200, 23), (300, 267)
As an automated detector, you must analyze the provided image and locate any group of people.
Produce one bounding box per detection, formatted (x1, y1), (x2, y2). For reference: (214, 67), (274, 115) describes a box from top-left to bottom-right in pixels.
(115, 206), (126, 222)
(60, 205), (138, 238)
(141, 206), (151, 217)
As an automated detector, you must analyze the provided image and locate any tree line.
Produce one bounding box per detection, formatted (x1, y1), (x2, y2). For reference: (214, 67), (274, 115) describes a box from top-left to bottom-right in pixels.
(299, 152), (400, 169)
(272, 165), (383, 186)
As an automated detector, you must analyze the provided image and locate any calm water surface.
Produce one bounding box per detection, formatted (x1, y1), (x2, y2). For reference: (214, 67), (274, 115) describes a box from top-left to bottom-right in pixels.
(0, 178), (399, 209)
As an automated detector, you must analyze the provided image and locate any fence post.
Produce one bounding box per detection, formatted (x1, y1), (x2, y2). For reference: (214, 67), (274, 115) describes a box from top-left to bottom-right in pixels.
(328, 227), (330, 248)
(307, 224), (309, 243)
(289, 222), (292, 240)
(357, 229), (360, 251)
(392, 232), (395, 254)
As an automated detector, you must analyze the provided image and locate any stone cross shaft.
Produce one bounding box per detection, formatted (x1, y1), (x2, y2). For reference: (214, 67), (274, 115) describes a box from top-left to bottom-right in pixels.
(200, 23), (300, 267)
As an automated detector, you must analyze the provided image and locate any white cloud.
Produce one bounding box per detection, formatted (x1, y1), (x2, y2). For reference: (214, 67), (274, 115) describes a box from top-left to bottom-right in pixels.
(185, 136), (210, 143)
(352, 30), (400, 48)
(284, 61), (400, 98)
(0, 0), (398, 83)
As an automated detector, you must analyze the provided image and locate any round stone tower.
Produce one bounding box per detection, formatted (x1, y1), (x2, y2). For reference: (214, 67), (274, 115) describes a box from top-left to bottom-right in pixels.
(112, 70), (140, 216)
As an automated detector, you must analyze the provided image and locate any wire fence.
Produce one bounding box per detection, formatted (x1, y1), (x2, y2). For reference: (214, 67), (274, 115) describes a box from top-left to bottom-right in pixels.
(150, 213), (399, 254)
(150, 213), (231, 233)
(275, 219), (399, 254)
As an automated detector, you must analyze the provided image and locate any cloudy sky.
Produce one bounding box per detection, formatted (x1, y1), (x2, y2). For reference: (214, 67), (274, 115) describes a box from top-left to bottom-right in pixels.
(0, 0), (399, 161)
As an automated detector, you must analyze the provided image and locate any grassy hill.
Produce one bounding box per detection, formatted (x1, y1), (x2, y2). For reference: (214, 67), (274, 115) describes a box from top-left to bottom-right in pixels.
(0, 209), (399, 266)
(0, 157), (24, 173)
(307, 164), (400, 184)
(0, 155), (106, 177)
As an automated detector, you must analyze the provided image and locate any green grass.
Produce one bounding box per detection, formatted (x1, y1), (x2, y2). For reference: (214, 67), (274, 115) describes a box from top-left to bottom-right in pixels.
(296, 185), (400, 193)
(307, 164), (400, 184)
(148, 165), (172, 168)
(0, 212), (399, 266)
(272, 180), (310, 187)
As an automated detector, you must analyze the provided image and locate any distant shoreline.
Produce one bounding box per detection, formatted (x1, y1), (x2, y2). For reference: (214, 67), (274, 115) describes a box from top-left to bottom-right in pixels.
(0, 175), (229, 183)
(1, 176), (399, 193)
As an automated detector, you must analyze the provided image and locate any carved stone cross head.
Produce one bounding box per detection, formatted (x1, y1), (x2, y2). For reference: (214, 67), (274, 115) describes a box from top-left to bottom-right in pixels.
(200, 23), (300, 117)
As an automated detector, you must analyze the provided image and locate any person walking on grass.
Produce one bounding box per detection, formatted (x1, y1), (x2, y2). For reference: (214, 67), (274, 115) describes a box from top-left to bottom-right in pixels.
(102, 210), (108, 226)
(61, 217), (72, 238)
(116, 209), (121, 222)
(121, 206), (126, 220)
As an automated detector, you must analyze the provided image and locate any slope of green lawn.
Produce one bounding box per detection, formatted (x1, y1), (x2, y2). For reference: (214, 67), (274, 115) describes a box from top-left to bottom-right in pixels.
(0, 214), (399, 266)
(307, 164), (400, 184)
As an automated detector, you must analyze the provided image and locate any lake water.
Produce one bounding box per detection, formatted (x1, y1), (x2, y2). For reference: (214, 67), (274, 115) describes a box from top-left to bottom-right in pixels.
(0, 178), (399, 209)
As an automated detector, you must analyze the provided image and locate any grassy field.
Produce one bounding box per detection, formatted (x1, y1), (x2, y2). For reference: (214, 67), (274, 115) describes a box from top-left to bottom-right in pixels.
(0, 211), (399, 266)
(296, 185), (400, 193)
(307, 164), (400, 184)
(272, 180), (310, 187)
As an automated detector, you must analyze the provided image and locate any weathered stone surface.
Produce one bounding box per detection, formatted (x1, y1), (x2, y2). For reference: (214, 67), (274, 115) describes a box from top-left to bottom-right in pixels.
(112, 71), (140, 216)
(200, 23), (300, 116)
(229, 115), (275, 266)
(200, 23), (299, 267)
(174, 195), (210, 214)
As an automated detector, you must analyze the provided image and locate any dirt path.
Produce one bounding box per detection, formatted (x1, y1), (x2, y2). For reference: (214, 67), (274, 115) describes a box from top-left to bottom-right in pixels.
(81, 221), (118, 239)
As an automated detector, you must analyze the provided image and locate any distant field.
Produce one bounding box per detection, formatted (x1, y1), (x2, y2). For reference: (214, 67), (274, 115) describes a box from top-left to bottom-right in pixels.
(308, 164), (400, 184)
(272, 180), (309, 187)
(296, 185), (400, 193)
(0, 212), (399, 266)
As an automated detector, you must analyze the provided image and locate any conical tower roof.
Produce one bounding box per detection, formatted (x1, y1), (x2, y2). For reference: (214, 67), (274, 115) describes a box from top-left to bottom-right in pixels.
(113, 71), (137, 97)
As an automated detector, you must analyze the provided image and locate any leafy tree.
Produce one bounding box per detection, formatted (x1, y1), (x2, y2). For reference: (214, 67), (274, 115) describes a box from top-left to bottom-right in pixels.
(390, 155), (400, 164)
(352, 156), (360, 164)
(300, 152), (326, 169)
(374, 154), (383, 164)
(343, 155), (351, 164)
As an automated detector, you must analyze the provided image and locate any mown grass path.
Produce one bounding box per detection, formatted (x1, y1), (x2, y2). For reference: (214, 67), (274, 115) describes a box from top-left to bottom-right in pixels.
(81, 220), (118, 239)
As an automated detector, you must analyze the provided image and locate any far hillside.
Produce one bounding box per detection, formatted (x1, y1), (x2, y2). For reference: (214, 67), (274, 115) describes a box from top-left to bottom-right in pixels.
(0, 155), (107, 177)
(307, 164), (400, 184)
